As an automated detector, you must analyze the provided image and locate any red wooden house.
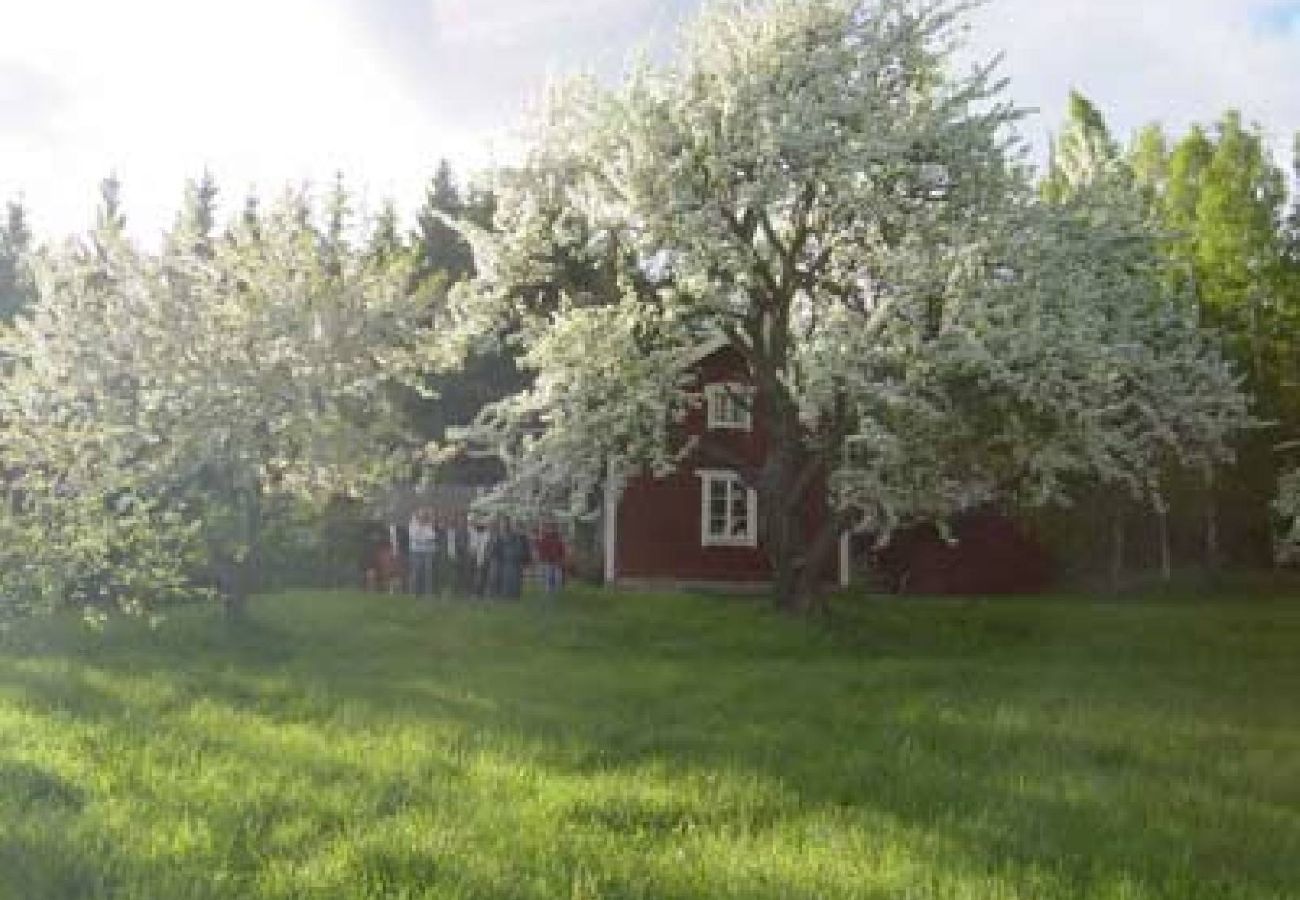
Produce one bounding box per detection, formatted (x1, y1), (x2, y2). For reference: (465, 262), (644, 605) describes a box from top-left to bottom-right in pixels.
(602, 344), (849, 591)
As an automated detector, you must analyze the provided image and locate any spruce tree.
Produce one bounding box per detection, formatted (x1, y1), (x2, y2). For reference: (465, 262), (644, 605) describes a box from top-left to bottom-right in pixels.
(411, 159), (475, 285)
(169, 169), (220, 258)
(0, 198), (34, 321)
(366, 199), (404, 265)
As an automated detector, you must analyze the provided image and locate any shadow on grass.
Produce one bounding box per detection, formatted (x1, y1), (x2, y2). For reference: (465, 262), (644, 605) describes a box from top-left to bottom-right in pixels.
(2, 589), (1298, 898)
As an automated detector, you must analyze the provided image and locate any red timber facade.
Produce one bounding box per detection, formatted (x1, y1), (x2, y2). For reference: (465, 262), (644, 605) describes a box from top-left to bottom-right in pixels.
(603, 344), (849, 591)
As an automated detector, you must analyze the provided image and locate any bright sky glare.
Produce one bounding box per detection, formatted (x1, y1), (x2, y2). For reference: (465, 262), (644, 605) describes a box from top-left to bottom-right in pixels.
(0, 0), (1296, 242)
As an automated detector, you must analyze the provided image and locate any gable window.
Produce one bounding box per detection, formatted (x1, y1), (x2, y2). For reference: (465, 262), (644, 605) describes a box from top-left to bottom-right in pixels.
(697, 470), (758, 547)
(705, 383), (753, 431)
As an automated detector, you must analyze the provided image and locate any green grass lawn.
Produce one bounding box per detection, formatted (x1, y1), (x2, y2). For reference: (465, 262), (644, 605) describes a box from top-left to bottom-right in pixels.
(1, 588), (1297, 899)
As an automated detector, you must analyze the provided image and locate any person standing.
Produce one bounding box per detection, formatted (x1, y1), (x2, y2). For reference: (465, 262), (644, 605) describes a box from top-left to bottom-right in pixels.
(484, 519), (505, 598)
(453, 511), (475, 596)
(535, 523), (566, 596)
(467, 516), (490, 597)
(498, 519), (531, 600)
(407, 507), (436, 597)
(437, 511), (465, 598)
(389, 517), (410, 592)
(359, 519), (389, 592)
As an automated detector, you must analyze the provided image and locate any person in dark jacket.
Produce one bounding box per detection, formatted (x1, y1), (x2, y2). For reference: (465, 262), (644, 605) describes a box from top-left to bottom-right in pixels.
(435, 510), (469, 598)
(494, 519), (531, 600)
(359, 519), (389, 591)
(453, 511), (476, 596)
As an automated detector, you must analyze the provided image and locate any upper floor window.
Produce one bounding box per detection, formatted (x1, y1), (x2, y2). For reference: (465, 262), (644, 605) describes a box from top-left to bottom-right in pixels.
(705, 383), (753, 431)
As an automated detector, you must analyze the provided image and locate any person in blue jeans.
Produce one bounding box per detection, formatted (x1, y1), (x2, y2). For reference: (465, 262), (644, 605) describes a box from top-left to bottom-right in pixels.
(407, 507), (436, 597)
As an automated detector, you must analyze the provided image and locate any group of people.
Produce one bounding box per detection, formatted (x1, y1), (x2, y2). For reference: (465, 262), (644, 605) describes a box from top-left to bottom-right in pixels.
(362, 509), (568, 601)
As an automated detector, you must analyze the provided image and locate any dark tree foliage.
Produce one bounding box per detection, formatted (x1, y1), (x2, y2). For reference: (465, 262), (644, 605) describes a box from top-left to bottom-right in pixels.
(96, 172), (125, 235)
(411, 159), (477, 287)
(408, 161), (521, 484)
(0, 198), (34, 321)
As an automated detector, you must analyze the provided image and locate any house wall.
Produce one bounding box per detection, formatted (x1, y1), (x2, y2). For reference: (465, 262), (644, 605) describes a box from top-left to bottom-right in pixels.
(613, 346), (838, 586)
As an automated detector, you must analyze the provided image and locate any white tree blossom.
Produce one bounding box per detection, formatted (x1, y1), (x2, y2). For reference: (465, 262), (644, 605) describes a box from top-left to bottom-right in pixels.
(452, 0), (1250, 608)
(0, 189), (446, 618)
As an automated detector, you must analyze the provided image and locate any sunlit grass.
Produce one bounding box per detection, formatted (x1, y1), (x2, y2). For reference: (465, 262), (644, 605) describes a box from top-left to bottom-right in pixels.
(1, 588), (1297, 898)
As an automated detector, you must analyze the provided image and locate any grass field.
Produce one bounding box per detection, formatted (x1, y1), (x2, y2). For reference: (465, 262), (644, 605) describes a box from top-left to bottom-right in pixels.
(1, 588), (1297, 899)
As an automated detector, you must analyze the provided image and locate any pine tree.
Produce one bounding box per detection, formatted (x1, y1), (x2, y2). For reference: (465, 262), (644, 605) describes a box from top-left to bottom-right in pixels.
(366, 199), (404, 265)
(323, 172), (352, 278)
(411, 159), (475, 285)
(396, 162), (519, 482)
(169, 169), (219, 258)
(95, 172), (126, 235)
(0, 198), (34, 321)
(234, 192), (262, 245)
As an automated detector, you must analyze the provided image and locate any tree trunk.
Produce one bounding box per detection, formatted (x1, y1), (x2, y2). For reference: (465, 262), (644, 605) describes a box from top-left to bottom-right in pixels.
(1156, 505), (1172, 583)
(223, 572), (248, 621)
(765, 478), (805, 614)
(1204, 466), (1220, 573)
(1109, 508), (1125, 593)
(796, 516), (848, 618)
(760, 457), (846, 615)
(223, 487), (263, 623)
(752, 385), (811, 613)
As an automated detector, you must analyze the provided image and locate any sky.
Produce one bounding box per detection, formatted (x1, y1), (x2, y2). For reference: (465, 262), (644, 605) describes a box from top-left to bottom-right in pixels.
(0, 0), (1297, 242)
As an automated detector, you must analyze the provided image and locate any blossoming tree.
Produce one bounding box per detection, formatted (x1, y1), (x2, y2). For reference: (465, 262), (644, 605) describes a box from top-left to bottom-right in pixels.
(454, 0), (1250, 610)
(0, 187), (444, 619)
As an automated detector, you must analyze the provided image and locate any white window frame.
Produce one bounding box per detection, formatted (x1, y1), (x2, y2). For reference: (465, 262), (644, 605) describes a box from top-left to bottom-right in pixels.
(704, 383), (753, 431)
(697, 469), (758, 548)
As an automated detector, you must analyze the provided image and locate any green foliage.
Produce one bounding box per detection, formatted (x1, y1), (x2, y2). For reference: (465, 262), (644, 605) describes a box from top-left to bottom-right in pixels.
(405, 161), (521, 479)
(1191, 114), (1288, 356)
(410, 159), (478, 287)
(1128, 123), (1169, 209)
(1125, 112), (1298, 564)
(1, 590), (1297, 898)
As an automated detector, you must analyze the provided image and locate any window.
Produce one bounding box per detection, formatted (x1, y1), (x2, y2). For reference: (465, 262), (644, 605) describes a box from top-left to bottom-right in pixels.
(705, 383), (753, 430)
(698, 470), (758, 547)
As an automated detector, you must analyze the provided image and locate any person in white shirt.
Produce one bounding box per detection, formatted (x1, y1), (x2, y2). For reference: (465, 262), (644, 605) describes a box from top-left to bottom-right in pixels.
(467, 515), (491, 597)
(407, 507), (436, 597)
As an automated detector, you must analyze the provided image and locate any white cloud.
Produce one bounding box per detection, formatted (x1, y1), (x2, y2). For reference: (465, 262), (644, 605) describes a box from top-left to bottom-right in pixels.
(0, 0), (1294, 242)
(963, 0), (1300, 168)
(0, 0), (467, 241)
(432, 0), (652, 47)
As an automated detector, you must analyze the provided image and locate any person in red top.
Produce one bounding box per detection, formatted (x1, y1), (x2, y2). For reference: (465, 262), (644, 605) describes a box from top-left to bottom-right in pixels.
(534, 524), (566, 595)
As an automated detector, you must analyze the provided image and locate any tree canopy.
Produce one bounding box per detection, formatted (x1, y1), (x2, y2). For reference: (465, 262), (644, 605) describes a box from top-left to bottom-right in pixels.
(0, 182), (446, 618)
(449, 0), (1250, 609)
